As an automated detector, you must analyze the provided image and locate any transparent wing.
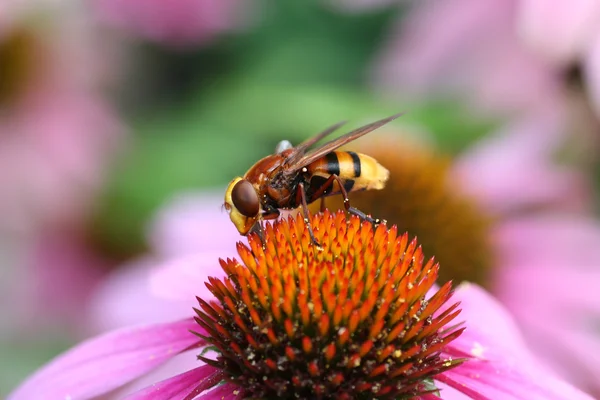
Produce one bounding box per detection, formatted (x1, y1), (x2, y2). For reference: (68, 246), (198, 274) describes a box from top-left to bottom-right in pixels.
(283, 120), (347, 167)
(283, 113), (404, 174)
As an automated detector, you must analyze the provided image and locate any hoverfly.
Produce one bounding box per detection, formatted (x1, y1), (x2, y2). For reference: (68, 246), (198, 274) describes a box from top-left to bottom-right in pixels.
(223, 113), (402, 245)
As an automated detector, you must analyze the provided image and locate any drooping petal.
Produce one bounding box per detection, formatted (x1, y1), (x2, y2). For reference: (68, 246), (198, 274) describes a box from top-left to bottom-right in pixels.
(494, 214), (600, 273)
(9, 319), (203, 400)
(195, 382), (244, 399)
(374, 0), (513, 95)
(147, 192), (239, 258)
(106, 350), (207, 399)
(89, 193), (237, 333)
(493, 215), (600, 394)
(125, 364), (221, 400)
(148, 253), (229, 303)
(87, 258), (192, 332)
(88, 252), (229, 333)
(452, 111), (589, 214)
(516, 0), (600, 64)
(372, 0), (560, 115)
(439, 284), (595, 400)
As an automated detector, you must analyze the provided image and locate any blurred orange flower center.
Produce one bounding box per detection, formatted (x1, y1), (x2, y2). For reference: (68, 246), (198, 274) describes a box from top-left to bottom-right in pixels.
(0, 29), (36, 106)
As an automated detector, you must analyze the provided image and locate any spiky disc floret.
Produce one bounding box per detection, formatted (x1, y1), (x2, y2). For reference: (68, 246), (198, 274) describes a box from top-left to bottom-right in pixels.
(317, 142), (493, 286)
(194, 211), (464, 399)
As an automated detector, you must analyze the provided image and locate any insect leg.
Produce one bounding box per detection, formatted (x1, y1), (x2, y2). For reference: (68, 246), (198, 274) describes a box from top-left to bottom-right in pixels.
(296, 182), (322, 248)
(348, 206), (386, 226)
(309, 174), (385, 226)
(261, 207), (281, 221)
(306, 174), (349, 209)
(319, 197), (327, 212)
(328, 174), (384, 226)
(248, 222), (266, 246)
(249, 208), (280, 247)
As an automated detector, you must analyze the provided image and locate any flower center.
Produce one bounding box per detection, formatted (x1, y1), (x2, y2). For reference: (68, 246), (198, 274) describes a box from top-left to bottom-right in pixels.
(0, 29), (36, 106)
(321, 141), (493, 286)
(194, 211), (464, 399)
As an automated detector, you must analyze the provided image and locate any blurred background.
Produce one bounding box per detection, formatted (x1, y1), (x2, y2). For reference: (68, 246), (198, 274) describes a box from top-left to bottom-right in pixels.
(2, 0), (600, 397)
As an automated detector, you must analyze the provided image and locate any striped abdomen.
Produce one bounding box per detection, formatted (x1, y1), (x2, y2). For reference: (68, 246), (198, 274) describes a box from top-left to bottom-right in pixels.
(306, 151), (389, 197)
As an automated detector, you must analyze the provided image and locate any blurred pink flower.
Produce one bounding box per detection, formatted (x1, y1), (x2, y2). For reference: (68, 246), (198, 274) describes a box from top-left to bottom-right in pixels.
(0, 5), (125, 332)
(450, 115), (600, 396)
(92, 0), (254, 47)
(515, 0), (600, 117)
(9, 211), (595, 399)
(493, 215), (600, 394)
(12, 227), (109, 334)
(373, 0), (565, 117)
(516, 0), (600, 65)
(370, 7), (600, 391)
(0, 7), (124, 235)
(0, 93), (123, 234)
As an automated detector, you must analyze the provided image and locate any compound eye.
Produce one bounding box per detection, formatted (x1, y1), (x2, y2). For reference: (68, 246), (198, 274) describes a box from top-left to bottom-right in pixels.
(275, 139), (293, 154)
(231, 180), (260, 217)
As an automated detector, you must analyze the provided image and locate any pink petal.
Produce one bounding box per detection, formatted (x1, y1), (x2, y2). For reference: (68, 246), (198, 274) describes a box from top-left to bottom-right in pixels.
(125, 364), (221, 400)
(9, 319), (203, 400)
(87, 258), (193, 332)
(458, 34), (562, 115)
(92, 0), (251, 47)
(89, 193), (238, 333)
(494, 214), (600, 271)
(493, 215), (600, 394)
(0, 93), (123, 233)
(106, 350), (206, 399)
(149, 252), (229, 302)
(148, 192), (240, 258)
(374, 0), (513, 94)
(429, 382), (470, 400)
(372, 0), (561, 115)
(440, 284), (595, 400)
(516, 0), (600, 63)
(196, 383), (244, 399)
(511, 316), (600, 397)
(452, 111), (589, 214)
(89, 252), (230, 333)
(17, 228), (107, 331)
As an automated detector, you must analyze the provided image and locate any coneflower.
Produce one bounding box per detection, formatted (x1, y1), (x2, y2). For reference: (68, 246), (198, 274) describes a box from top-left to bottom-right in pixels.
(10, 212), (594, 400)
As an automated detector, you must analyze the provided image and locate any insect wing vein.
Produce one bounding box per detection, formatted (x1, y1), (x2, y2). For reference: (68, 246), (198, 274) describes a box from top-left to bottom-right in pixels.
(282, 112), (404, 175)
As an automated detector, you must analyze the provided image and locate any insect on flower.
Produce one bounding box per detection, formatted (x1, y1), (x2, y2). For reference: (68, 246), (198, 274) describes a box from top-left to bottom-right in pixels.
(223, 113), (402, 245)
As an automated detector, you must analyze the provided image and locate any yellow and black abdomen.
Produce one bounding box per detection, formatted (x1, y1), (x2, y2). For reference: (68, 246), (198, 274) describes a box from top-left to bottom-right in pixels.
(306, 151), (389, 198)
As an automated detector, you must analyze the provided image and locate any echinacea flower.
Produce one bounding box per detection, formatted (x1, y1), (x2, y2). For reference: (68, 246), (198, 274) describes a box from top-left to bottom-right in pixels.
(373, 0), (565, 118)
(370, 0), (600, 173)
(512, 0), (600, 123)
(10, 212), (595, 399)
(0, 4), (125, 333)
(0, 5), (123, 235)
